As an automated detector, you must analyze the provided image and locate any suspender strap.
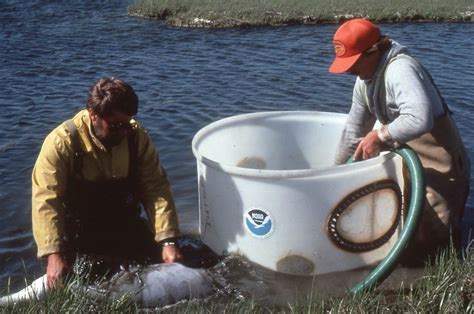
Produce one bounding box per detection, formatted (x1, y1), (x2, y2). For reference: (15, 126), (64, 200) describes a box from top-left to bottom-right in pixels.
(420, 65), (453, 115)
(64, 119), (139, 179)
(392, 54), (452, 115)
(65, 119), (84, 177)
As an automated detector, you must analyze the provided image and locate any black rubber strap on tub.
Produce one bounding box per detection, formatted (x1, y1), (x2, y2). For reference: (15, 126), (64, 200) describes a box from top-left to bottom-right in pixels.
(327, 179), (402, 253)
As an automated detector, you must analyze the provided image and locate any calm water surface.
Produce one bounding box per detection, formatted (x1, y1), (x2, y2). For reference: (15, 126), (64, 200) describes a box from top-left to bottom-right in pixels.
(0, 0), (473, 303)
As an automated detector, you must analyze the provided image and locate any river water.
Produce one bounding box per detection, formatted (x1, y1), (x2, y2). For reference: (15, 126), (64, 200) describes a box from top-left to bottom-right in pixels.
(0, 0), (473, 305)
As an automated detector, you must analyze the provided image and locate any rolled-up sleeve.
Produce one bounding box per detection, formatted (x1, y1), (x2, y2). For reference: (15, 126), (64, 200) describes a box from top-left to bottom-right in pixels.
(136, 130), (180, 242)
(32, 129), (70, 258)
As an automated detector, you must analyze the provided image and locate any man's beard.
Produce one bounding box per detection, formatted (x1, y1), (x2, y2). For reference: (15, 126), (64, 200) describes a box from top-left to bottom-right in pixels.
(102, 135), (124, 147)
(93, 126), (125, 148)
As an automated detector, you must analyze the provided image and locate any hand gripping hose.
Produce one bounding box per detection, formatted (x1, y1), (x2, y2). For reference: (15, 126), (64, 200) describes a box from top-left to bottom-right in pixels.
(349, 146), (425, 294)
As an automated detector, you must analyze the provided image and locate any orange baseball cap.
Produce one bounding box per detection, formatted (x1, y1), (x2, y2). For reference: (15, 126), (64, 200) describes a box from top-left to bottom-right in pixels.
(329, 19), (381, 73)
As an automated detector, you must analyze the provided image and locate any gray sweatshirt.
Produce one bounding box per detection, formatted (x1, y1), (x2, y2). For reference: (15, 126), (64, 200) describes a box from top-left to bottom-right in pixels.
(334, 40), (446, 164)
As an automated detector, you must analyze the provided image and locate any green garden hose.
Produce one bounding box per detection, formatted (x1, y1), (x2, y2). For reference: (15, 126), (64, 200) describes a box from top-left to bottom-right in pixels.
(349, 146), (425, 294)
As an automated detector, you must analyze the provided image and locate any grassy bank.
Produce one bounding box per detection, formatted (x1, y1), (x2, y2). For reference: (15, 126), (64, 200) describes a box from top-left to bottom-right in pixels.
(127, 0), (474, 27)
(1, 247), (473, 313)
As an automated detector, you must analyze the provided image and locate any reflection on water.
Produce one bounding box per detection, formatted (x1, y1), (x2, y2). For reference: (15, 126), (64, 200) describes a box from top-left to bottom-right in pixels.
(0, 0), (473, 305)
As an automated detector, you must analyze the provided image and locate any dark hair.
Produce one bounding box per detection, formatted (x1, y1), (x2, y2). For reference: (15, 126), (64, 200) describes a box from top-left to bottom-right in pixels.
(86, 77), (138, 117)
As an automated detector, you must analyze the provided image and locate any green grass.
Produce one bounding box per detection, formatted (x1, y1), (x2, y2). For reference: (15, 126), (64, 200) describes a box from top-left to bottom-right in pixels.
(128, 0), (474, 27)
(1, 246), (473, 313)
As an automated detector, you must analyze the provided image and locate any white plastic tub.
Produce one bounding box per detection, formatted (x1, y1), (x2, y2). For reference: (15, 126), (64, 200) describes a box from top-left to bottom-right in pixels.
(192, 111), (406, 275)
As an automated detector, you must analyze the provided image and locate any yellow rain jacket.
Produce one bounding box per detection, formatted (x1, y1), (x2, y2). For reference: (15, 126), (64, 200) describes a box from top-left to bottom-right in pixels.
(32, 110), (180, 258)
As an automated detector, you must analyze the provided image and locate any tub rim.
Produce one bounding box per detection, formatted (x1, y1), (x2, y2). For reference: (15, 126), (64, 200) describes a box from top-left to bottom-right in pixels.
(191, 111), (400, 179)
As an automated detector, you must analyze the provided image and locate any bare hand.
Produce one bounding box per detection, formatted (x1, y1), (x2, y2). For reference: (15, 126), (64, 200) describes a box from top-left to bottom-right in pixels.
(46, 253), (70, 289)
(354, 130), (382, 161)
(162, 245), (183, 264)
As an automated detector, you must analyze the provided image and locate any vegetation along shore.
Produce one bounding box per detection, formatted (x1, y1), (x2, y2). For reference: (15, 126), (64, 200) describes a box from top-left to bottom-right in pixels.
(0, 246), (473, 312)
(128, 0), (474, 27)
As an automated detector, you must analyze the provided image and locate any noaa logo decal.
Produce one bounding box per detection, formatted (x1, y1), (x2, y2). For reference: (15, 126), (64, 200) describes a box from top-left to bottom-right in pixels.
(244, 208), (273, 238)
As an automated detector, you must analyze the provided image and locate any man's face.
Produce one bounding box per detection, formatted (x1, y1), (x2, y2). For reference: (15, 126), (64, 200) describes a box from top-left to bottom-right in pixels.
(347, 51), (380, 80)
(89, 109), (132, 148)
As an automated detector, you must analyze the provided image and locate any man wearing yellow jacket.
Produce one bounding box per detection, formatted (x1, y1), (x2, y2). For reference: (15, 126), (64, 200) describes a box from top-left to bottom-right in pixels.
(32, 77), (182, 288)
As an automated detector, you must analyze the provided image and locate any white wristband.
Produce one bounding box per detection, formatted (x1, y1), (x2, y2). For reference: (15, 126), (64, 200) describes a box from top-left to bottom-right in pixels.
(376, 125), (392, 143)
(376, 125), (401, 148)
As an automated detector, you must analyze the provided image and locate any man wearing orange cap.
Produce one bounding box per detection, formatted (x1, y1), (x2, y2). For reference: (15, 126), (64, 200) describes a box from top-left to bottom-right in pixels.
(329, 19), (470, 265)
